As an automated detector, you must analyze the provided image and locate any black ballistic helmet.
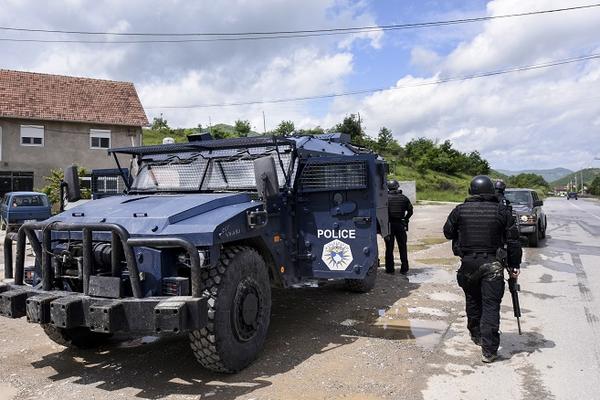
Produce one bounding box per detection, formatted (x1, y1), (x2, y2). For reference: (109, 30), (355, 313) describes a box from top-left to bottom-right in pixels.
(469, 175), (495, 195)
(495, 179), (506, 194)
(387, 180), (399, 191)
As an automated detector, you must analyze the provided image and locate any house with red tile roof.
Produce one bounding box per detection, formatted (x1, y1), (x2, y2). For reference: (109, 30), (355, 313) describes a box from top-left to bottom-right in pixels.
(0, 69), (148, 194)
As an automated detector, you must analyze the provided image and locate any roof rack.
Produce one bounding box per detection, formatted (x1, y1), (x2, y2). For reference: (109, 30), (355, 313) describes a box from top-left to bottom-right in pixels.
(108, 136), (295, 156)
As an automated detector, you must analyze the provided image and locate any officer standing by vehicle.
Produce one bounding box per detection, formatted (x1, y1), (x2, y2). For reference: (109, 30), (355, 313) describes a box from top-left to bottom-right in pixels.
(385, 180), (413, 275)
(443, 176), (522, 363)
(495, 179), (510, 207)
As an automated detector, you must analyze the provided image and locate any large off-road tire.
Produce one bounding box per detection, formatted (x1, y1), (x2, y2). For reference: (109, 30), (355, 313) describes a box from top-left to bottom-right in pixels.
(189, 246), (271, 373)
(344, 261), (378, 293)
(42, 324), (112, 349)
(529, 229), (540, 247)
(540, 219), (547, 239)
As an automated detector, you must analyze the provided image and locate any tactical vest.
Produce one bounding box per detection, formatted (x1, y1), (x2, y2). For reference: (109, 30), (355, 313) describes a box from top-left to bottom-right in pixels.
(388, 192), (410, 221)
(457, 201), (503, 254)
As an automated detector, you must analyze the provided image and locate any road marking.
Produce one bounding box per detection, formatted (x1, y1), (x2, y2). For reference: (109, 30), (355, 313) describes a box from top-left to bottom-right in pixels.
(567, 200), (600, 221)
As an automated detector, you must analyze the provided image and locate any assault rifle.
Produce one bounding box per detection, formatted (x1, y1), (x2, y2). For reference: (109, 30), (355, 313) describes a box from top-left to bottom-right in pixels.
(497, 248), (523, 335)
(507, 271), (522, 335)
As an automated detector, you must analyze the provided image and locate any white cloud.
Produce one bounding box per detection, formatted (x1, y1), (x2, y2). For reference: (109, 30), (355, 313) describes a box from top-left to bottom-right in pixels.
(331, 0), (600, 170)
(0, 0), (379, 129)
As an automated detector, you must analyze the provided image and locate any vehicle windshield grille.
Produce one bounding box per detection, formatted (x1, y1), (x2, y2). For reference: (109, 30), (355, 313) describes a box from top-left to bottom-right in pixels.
(130, 151), (293, 192)
(299, 161), (367, 192)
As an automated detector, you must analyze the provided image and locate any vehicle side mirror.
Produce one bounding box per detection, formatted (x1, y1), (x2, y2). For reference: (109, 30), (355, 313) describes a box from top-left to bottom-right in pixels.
(63, 165), (82, 202)
(254, 157), (279, 201)
(534, 200), (543, 207)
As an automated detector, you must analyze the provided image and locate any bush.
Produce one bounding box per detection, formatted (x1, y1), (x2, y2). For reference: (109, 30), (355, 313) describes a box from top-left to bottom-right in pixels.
(403, 138), (490, 176)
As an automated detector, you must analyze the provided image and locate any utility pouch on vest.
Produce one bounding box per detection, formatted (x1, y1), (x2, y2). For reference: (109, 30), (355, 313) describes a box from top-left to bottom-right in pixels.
(496, 248), (508, 267)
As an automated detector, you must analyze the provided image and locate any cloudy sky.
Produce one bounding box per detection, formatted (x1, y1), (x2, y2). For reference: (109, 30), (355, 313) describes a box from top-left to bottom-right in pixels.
(1, 0), (600, 170)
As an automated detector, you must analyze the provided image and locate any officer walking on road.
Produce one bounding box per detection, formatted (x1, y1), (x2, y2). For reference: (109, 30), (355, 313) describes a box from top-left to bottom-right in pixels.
(443, 176), (522, 363)
(385, 180), (413, 275)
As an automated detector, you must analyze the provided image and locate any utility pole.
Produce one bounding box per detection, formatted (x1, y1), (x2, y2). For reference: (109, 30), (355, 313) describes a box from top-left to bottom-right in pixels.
(262, 111), (266, 134)
(208, 116), (212, 134)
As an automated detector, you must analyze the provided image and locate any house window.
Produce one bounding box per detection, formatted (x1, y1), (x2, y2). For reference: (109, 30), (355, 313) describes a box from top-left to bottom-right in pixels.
(20, 125), (44, 147)
(90, 129), (111, 149)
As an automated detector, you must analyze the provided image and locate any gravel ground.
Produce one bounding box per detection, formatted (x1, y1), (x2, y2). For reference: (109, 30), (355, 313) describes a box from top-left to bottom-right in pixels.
(0, 202), (544, 400)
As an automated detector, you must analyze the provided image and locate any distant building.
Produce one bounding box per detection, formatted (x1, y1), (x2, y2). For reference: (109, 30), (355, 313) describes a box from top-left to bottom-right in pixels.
(0, 69), (148, 194)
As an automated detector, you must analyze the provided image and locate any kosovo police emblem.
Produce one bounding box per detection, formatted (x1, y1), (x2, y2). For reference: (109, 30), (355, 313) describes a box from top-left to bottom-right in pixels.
(321, 239), (353, 271)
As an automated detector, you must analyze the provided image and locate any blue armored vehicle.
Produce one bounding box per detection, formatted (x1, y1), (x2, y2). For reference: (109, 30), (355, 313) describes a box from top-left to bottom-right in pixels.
(0, 133), (388, 372)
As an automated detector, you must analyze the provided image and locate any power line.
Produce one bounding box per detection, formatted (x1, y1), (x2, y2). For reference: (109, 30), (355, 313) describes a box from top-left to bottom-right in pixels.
(145, 52), (600, 109)
(0, 4), (599, 43)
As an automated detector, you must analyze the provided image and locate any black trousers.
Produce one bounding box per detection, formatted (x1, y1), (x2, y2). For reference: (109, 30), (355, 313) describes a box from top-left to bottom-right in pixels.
(385, 222), (409, 273)
(457, 255), (505, 355)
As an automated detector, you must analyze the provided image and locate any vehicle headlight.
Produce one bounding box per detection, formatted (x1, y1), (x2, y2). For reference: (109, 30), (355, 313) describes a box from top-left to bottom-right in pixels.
(177, 249), (209, 267)
(520, 215), (536, 224)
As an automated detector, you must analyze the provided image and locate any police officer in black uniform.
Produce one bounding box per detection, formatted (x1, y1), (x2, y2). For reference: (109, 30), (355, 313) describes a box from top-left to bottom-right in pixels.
(385, 180), (413, 275)
(443, 176), (522, 363)
(495, 179), (510, 207)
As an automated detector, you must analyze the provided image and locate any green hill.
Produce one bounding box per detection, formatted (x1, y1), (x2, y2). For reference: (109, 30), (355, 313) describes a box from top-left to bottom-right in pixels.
(389, 165), (507, 202)
(551, 168), (600, 187)
(497, 167), (572, 182)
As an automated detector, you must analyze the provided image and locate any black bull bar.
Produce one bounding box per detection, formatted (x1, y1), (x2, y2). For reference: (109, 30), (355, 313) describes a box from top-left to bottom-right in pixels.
(0, 222), (207, 334)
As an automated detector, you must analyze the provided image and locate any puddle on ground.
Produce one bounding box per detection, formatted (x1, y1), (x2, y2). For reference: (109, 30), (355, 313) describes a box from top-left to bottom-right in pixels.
(361, 318), (447, 348)
(409, 268), (455, 284)
(344, 307), (448, 348)
(407, 307), (449, 318)
(0, 384), (18, 400)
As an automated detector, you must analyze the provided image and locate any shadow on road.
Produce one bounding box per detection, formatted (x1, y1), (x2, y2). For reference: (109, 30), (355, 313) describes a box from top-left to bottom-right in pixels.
(31, 269), (420, 399)
(502, 331), (556, 359)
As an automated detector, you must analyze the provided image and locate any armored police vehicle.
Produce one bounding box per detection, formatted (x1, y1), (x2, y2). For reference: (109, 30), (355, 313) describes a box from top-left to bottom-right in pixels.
(0, 133), (388, 373)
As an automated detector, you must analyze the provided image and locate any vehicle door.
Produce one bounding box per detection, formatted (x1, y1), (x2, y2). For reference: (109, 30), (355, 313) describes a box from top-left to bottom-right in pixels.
(294, 155), (378, 280)
(531, 191), (545, 230)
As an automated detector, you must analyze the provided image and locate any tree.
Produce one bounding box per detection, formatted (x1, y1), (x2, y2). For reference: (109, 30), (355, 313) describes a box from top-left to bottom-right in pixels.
(333, 114), (364, 145)
(40, 167), (91, 212)
(296, 126), (325, 136)
(151, 115), (170, 132)
(234, 120), (251, 137)
(211, 126), (231, 140)
(508, 173), (549, 189)
(589, 176), (600, 195)
(274, 120), (295, 136)
(377, 127), (394, 149)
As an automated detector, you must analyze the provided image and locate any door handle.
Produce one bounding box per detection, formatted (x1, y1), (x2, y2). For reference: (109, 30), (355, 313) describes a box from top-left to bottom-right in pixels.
(353, 216), (371, 224)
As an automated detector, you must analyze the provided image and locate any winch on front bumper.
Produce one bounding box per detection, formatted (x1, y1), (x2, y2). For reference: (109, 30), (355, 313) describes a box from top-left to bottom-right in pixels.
(0, 221), (208, 335)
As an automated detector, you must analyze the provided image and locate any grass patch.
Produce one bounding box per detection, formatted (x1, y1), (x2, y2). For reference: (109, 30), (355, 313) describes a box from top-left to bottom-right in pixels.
(408, 237), (449, 252)
(416, 257), (458, 266)
(408, 243), (428, 252)
(420, 237), (448, 246)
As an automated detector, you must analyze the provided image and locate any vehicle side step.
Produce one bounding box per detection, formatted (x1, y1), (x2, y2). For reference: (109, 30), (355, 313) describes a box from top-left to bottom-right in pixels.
(0, 289), (37, 318)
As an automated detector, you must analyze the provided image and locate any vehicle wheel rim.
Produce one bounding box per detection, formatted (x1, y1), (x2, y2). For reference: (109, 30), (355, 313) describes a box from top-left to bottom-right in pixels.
(232, 279), (262, 342)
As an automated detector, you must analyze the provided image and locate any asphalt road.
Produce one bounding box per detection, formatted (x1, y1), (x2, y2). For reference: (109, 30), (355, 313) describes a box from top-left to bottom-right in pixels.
(422, 197), (600, 399)
(1, 197), (599, 399)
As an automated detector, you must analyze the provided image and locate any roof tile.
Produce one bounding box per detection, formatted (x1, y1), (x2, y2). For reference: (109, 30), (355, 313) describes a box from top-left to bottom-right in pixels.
(0, 69), (149, 126)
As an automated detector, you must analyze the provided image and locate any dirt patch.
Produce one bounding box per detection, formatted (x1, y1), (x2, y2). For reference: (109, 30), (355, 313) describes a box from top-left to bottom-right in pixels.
(0, 384), (18, 400)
